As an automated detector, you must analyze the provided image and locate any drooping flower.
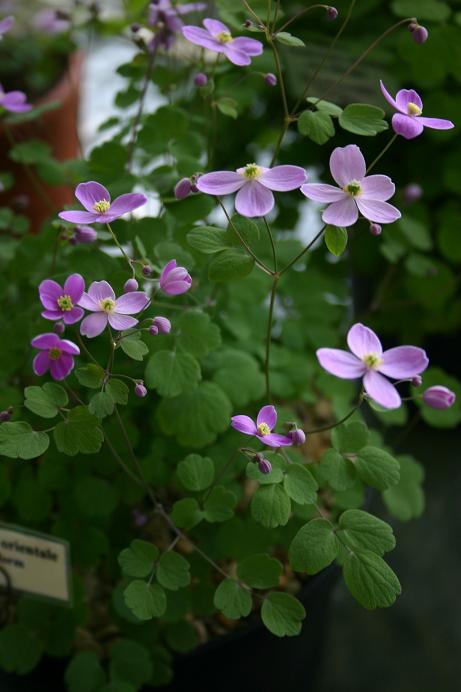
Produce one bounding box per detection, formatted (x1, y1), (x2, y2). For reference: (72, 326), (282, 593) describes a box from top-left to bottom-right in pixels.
(409, 22), (428, 44)
(149, 316), (171, 335)
(135, 381), (148, 398)
(289, 428), (306, 445)
(264, 73), (277, 87)
(39, 273), (85, 325)
(193, 72), (208, 87)
(317, 323), (428, 409)
(71, 225), (98, 244)
(182, 19), (263, 66)
(175, 177), (193, 199)
(31, 333), (80, 381)
(380, 81), (454, 140)
(197, 163), (306, 217)
(124, 278), (139, 293)
(78, 281), (149, 338)
(0, 15), (14, 37)
(148, 0), (206, 50)
(301, 144), (401, 227)
(231, 405), (293, 447)
(159, 260), (192, 295)
(58, 181), (147, 225)
(0, 83), (32, 113)
(255, 453), (272, 474)
(33, 9), (70, 34)
(422, 386), (456, 409)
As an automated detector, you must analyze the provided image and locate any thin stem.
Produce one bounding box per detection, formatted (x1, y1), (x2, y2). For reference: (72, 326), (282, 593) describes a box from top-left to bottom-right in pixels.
(106, 223), (134, 274)
(265, 276), (279, 401)
(277, 4), (329, 34)
(114, 406), (158, 506)
(127, 43), (158, 170)
(270, 121), (290, 166)
(366, 133), (398, 174)
(268, 36), (289, 120)
(75, 332), (99, 365)
(280, 225), (326, 275)
(218, 199), (274, 276)
(263, 216), (277, 272)
(306, 401), (362, 434)
(104, 433), (145, 488)
(202, 449), (240, 503)
(242, 0), (264, 27)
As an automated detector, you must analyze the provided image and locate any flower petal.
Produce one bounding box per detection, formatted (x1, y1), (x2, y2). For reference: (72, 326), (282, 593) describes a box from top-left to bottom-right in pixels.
(231, 415), (257, 435)
(360, 175), (395, 201)
(107, 193), (147, 217)
(50, 354), (74, 381)
(258, 433), (293, 447)
(33, 351), (50, 376)
(41, 309), (63, 321)
(176, 3), (207, 14)
(379, 346), (428, 379)
(63, 273), (85, 302)
(59, 339), (80, 356)
(80, 313), (108, 338)
(87, 280), (115, 303)
(417, 116), (454, 131)
(363, 370), (401, 409)
(300, 183), (345, 203)
(114, 292), (149, 315)
(39, 279), (63, 308)
(196, 171), (245, 195)
(395, 88), (423, 113)
(78, 292), (99, 311)
(259, 165), (306, 191)
(391, 113), (424, 139)
(160, 259), (177, 283)
(347, 323), (382, 358)
(379, 80), (399, 112)
(75, 181), (111, 212)
(329, 144), (366, 187)
(182, 25), (222, 51)
(316, 348), (366, 379)
(356, 198), (401, 224)
(203, 18), (230, 35)
(231, 36), (263, 56)
(235, 181), (274, 217)
(31, 333), (60, 350)
(322, 197), (358, 227)
(63, 307), (84, 324)
(257, 405), (277, 430)
(58, 210), (98, 224)
(108, 313), (138, 331)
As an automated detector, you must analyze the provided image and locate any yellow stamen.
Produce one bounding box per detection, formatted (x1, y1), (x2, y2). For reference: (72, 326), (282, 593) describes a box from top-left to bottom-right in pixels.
(93, 199), (111, 213)
(257, 422), (271, 436)
(344, 180), (362, 197)
(48, 347), (62, 360)
(216, 31), (233, 43)
(362, 353), (383, 369)
(407, 102), (422, 116)
(57, 294), (73, 311)
(242, 163), (262, 180)
(100, 298), (115, 313)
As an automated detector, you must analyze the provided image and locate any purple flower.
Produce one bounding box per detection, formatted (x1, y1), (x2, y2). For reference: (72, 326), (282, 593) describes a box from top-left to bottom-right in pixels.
(159, 260), (192, 295)
(148, 0), (206, 50)
(31, 333), (80, 381)
(327, 7), (338, 20)
(409, 23), (428, 44)
(264, 73), (277, 87)
(193, 72), (208, 87)
(72, 225), (98, 244)
(0, 83), (32, 113)
(255, 453), (272, 474)
(290, 428), (306, 445)
(182, 19), (263, 66)
(124, 278), (139, 293)
(380, 81), (454, 140)
(149, 316), (171, 335)
(317, 323), (429, 409)
(301, 144), (401, 227)
(369, 223), (382, 236)
(175, 177), (193, 199)
(422, 386), (456, 409)
(58, 181), (147, 225)
(231, 405), (293, 447)
(197, 163), (306, 218)
(0, 15), (14, 37)
(135, 381), (148, 398)
(33, 9), (70, 34)
(39, 273), (85, 325)
(78, 281), (149, 338)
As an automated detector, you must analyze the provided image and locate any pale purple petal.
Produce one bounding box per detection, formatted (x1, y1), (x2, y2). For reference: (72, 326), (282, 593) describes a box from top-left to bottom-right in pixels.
(63, 273), (85, 302)
(33, 352), (50, 376)
(78, 292), (99, 311)
(322, 197), (358, 227)
(80, 313), (108, 338)
(379, 80), (399, 111)
(0, 16), (14, 35)
(1, 91), (32, 112)
(301, 183), (345, 203)
(196, 171), (245, 195)
(395, 88), (423, 113)
(108, 313), (138, 331)
(161, 277), (192, 295)
(235, 181), (274, 217)
(160, 259), (177, 282)
(176, 3), (207, 14)
(356, 198), (401, 224)
(31, 333), (60, 350)
(258, 433), (293, 447)
(203, 18), (230, 36)
(75, 181), (111, 212)
(50, 354), (74, 381)
(329, 145), (366, 187)
(417, 116), (454, 131)
(259, 165), (306, 191)
(87, 280), (115, 303)
(107, 193), (147, 217)
(347, 323), (382, 358)
(59, 339), (80, 356)
(58, 210), (98, 224)
(222, 45), (251, 66)
(379, 346), (428, 379)
(114, 292), (149, 315)
(231, 37), (263, 56)
(391, 113), (424, 139)
(231, 415), (257, 435)
(363, 370), (401, 409)
(39, 279), (62, 308)
(41, 309), (63, 321)
(63, 307), (84, 325)
(316, 348), (366, 379)
(257, 405), (277, 430)
(360, 175), (395, 202)
(182, 25), (222, 51)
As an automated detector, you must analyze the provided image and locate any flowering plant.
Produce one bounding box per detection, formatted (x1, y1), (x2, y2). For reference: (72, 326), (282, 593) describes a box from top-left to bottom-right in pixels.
(0, 0), (460, 689)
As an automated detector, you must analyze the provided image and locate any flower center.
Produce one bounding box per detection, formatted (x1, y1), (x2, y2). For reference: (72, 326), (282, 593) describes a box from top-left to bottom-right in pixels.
(344, 180), (362, 197)
(407, 102), (422, 116)
(100, 298), (116, 313)
(48, 347), (62, 360)
(257, 422), (271, 436)
(216, 31), (233, 43)
(242, 163), (262, 180)
(362, 353), (383, 369)
(57, 294), (73, 311)
(92, 199), (111, 214)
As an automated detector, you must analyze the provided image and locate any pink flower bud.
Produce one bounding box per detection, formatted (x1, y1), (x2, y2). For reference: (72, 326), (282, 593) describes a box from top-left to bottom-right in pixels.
(124, 278), (139, 292)
(0, 409), (12, 422)
(53, 321), (65, 335)
(256, 455), (272, 474)
(175, 177), (192, 200)
(73, 225), (97, 244)
(194, 72), (208, 87)
(403, 183), (422, 204)
(412, 24), (429, 44)
(135, 382), (148, 398)
(159, 260), (192, 295)
(327, 6), (338, 20)
(264, 73), (277, 87)
(151, 316), (171, 334)
(411, 375), (422, 387)
(142, 265), (152, 276)
(422, 386), (456, 409)
(369, 223), (382, 236)
(290, 428), (306, 445)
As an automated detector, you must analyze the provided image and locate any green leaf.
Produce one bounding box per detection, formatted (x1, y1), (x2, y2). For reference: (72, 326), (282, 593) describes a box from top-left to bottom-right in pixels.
(118, 539), (159, 578)
(106, 379), (129, 405)
(261, 592), (306, 637)
(319, 448), (356, 491)
(331, 421), (370, 453)
(275, 31), (305, 47)
(176, 310), (221, 358)
(75, 477), (118, 518)
(208, 249), (254, 281)
(138, 105), (188, 155)
(24, 383), (68, 418)
(298, 110), (334, 145)
(214, 579), (252, 619)
(0, 623), (44, 674)
(65, 652), (106, 692)
(0, 421), (49, 460)
(204, 485), (237, 522)
(109, 639), (153, 688)
(356, 446), (400, 490)
(237, 553), (283, 589)
(119, 333), (149, 361)
(342, 549), (401, 609)
(187, 226), (230, 254)
(89, 391), (115, 419)
(216, 97), (238, 119)
(123, 581), (167, 620)
(324, 225), (348, 256)
(9, 139), (51, 164)
(306, 97), (343, 117)
(177, 453), (214, 491)
(383, 454), (425, 521)
(224, 217), (260, 247)
(283, 464), (318, 505)
(339, 104), (388, 136)
(75, 364), (105, 389)
(391, 0), (451, 21)
(246, 459), (285, 485)
(145, 350), (201, 398)
(53, 406), (103, 456)
(251, 484), (291, 528)
(289, 518), (338, 574)
(211, 349), (264, 407)
(171, 498), (204, 529)
(338, 510), (396, 556)
(157, 552), (191, 591)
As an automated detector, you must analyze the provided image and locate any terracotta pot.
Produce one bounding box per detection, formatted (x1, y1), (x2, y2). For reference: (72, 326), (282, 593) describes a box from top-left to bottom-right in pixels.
(0, 52), (82, 233)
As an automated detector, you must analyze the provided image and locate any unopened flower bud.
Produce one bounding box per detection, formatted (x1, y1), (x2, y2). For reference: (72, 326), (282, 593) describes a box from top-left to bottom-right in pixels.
(403, 183), (422, 204)
(244, 19), (253, 28)
(256, 455), (272, 474)
(132, 508), (148, 527)
(53, 321), (65, 335)
(0, 409), (12, 422)
(142, 265), (152, 276)
(411, 24), (429, 44)
(124, 278), (139, 292)
(174, 177), (192, 200)
(422, 386), (456, 409)
(135, 382), (148, 398)
(411, 375), (422, 387)
(74, 225), (97, 244)
(151, 316), (171, 334)
(131, 22), (141, 32)
(327, 6), (338, 20)
(264, 72), (277, 87)
(194, 72), (208, 87)
(369, 223), (382, 236)
(149, 325), (159, 335)
(290, 428), (306, 445)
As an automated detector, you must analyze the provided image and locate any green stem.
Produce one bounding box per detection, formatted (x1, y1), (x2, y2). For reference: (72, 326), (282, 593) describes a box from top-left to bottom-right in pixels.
(280, 225), (326, 275)
(127, 42), (158, 170)
(242, 0), (264, 26)
(218, 199), (274, 276)
(265, 276), (279, 401)
(366, 133), (398, 174)
(277, 4), (330, 34)
(263, 216), (277, 272)
(202, 448), (240, 503)
(306, 400), (362, 434)
(106, 223), (134, 274)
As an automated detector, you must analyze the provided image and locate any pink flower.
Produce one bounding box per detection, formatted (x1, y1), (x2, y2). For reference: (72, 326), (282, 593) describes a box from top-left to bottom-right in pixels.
(39, 274), (85, 325)
(231, 405), (293, 447)
(78, 281), (149, 338)
(317, 323), (429, 409)
(182, 18), (263, 66)
(58, 181), (147, 225)
(380, 81), (454, 140)
(31, 333), (80, 381)
(197, 163), (306, 218)
(301, 144), (401, 227)
(159, 260), (192, 295)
